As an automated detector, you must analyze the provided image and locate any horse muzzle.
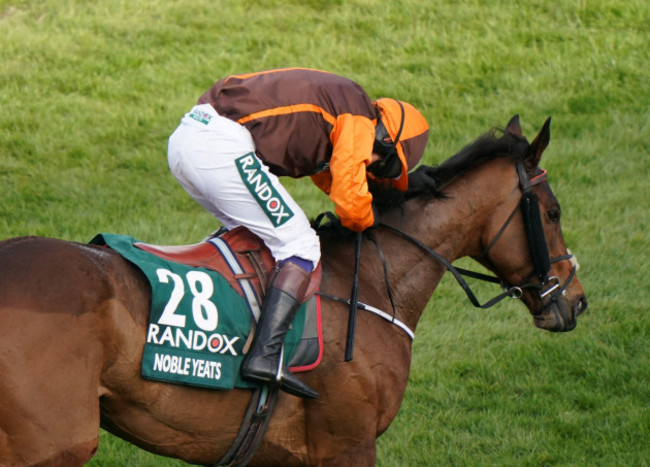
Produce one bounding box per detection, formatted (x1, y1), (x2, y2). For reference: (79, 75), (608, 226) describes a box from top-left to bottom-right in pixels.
(532, 293), (588, 332)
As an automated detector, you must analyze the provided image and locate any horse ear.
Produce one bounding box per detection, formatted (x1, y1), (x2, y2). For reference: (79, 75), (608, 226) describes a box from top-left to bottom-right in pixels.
(527, 117), (551, 168)
(505, 115), (522, 137)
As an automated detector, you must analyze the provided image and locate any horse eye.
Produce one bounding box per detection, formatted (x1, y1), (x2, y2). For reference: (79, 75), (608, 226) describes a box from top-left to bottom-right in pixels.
(547, 209), (561, 223)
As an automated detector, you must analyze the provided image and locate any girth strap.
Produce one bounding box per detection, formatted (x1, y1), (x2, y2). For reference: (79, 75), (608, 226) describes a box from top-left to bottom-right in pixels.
(206, 232), (277, 467)
(212, 386), (279, 467)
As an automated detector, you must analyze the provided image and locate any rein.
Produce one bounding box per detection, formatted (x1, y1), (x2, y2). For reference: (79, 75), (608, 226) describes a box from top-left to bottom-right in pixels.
(344, 232), (362, 361)
(321, 162), (581, 354)
(379, 162), (578, 316)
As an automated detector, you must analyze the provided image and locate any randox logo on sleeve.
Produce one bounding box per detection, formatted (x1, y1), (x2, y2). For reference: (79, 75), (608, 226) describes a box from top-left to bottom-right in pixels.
(188, 108), (213, 125)
(236, 153), (294, 227)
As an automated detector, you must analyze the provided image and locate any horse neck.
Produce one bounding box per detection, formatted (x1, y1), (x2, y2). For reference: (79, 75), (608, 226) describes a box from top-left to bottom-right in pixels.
(373, 159), (518, 332)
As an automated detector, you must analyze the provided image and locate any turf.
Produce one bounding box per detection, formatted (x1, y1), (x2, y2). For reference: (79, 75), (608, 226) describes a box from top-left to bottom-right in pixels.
(1, 0), (648, 465)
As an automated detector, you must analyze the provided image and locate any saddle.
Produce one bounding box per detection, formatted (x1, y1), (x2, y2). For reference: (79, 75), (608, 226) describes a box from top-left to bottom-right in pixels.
(132, 226), (322, 373)
(135, 227), (321, 313)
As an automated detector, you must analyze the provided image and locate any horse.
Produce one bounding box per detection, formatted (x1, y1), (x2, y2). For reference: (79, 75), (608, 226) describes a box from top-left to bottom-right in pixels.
(0, 115), (587, 466)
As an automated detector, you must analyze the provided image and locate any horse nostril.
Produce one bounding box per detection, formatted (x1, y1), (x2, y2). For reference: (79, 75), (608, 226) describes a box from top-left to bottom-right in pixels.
(574, 296), (588, 317)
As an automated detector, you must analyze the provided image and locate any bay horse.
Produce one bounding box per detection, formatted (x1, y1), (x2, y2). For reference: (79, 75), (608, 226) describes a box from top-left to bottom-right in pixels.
(0, 116), (587, 466)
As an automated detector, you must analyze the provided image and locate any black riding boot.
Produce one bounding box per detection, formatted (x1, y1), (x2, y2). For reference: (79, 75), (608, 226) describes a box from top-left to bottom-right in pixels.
(240, 262), (319, 399)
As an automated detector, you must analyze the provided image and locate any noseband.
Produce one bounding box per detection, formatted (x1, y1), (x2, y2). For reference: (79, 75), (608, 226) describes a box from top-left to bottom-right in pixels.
(478, 162), (578, 311)
(380, 161), (578, 312)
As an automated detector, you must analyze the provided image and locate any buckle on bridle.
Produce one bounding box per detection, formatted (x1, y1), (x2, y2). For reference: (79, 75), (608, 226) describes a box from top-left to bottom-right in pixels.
(508, 286), (523, 299)
(539, 276), (560, 299)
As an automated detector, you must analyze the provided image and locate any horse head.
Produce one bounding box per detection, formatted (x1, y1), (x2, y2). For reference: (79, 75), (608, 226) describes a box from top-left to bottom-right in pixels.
(327, 114), (587, 334)
(473, 115), (588, 332)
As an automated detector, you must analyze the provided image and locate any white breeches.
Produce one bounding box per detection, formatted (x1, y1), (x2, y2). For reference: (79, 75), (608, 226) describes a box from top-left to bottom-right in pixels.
(167, 104), (321, 268)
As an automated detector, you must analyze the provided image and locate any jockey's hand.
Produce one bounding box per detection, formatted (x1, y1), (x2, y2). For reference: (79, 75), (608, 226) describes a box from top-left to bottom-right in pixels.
(406, 165), (441, 197)
(311, 212), (356, 238)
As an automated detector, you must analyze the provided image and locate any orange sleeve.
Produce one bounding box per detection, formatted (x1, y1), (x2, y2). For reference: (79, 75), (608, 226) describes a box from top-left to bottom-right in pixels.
(325, 113), (376, 232)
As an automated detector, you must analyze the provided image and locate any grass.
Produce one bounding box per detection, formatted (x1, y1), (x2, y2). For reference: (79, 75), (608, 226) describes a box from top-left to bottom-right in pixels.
(1, 0), (648, 465)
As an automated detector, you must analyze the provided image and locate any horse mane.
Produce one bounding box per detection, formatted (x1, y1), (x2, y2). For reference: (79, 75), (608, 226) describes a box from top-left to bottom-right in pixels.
(313, 127), (530, 239)
(421, 128), (530, 192)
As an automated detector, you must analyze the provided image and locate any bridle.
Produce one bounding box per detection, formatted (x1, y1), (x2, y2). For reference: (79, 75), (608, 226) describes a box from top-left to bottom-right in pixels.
(320, 161), (579, 358)
(379, 161), (578, 313)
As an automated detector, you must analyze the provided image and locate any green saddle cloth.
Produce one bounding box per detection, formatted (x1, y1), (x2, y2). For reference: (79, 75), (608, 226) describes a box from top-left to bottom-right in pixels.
(90, 233), (307, 390)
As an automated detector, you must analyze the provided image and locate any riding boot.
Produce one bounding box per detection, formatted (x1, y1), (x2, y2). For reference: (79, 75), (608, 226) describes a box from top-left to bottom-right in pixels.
(240, 261), (319, 399)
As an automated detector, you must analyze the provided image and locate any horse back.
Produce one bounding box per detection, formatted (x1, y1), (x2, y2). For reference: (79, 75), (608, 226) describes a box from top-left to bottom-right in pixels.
(0, 236), (155, 397)
(0, 235), (147, 320)
(0, 236), (147, 464)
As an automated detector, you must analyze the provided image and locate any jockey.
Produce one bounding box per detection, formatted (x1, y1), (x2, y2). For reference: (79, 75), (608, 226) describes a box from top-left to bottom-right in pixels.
(168, 68), (429, 399)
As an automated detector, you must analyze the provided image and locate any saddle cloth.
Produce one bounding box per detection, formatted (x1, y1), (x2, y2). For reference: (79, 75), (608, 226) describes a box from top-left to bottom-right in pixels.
(90, 227), (322, 390)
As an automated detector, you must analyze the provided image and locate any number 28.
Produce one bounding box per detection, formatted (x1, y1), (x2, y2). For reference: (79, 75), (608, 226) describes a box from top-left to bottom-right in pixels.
(155, 268), (218, 332)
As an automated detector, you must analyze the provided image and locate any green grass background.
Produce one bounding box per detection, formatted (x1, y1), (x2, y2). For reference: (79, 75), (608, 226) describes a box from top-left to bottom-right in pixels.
(1, 0), (648, 465)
